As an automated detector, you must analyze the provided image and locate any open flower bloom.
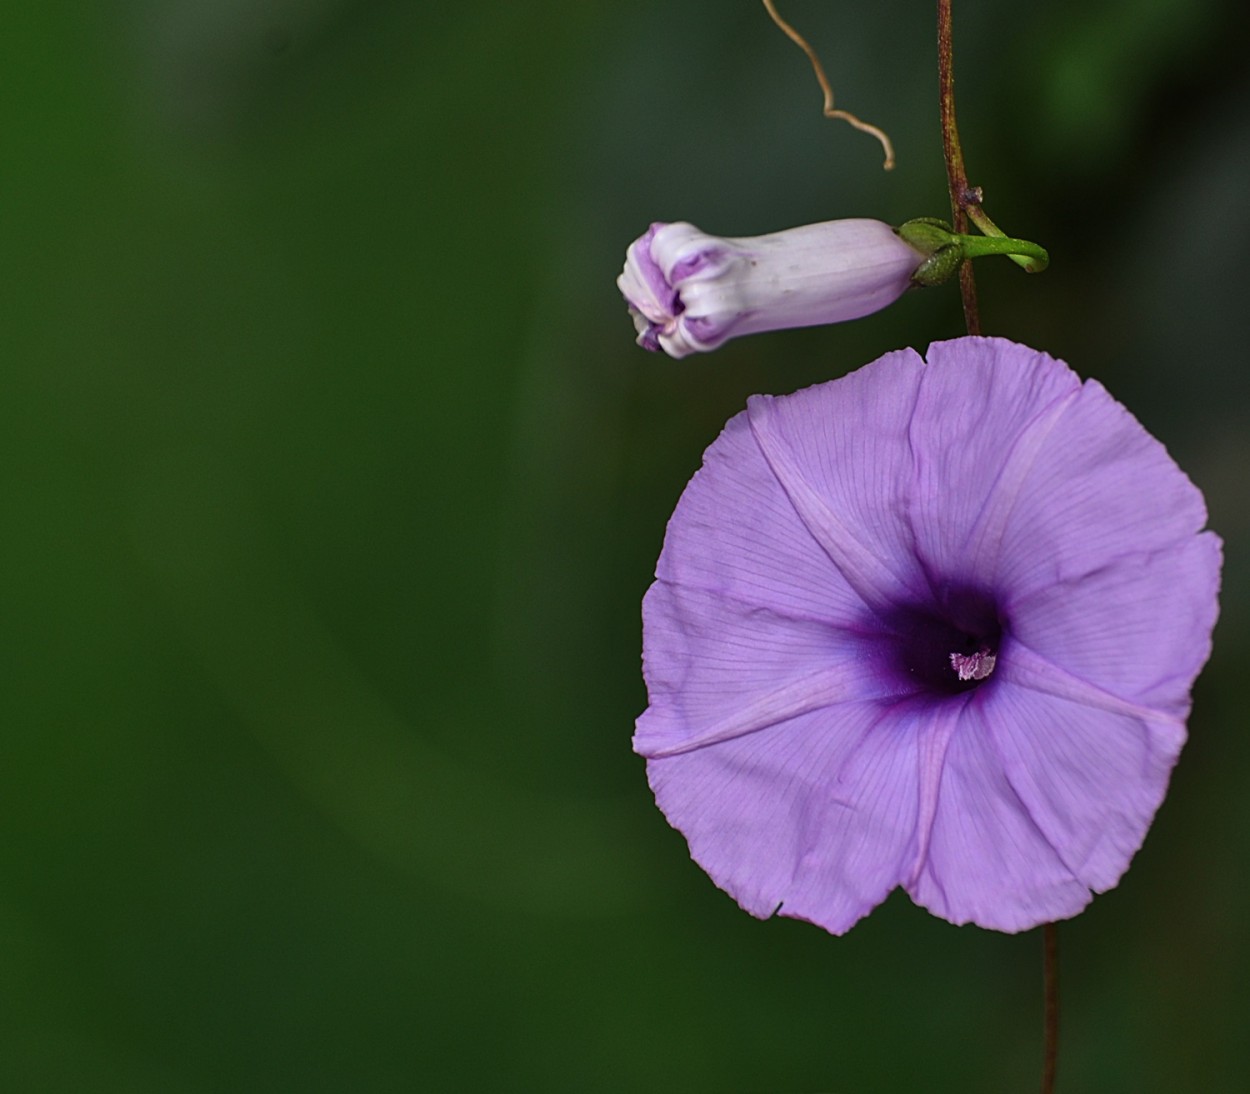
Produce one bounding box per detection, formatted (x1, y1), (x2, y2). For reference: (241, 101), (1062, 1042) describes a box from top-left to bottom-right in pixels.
(618, 219), (924, 359)
(635, 337), (1221, 934)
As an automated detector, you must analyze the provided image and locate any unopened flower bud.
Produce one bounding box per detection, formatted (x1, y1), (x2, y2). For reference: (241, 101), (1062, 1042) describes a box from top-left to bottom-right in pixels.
(617, 219), (926, 358)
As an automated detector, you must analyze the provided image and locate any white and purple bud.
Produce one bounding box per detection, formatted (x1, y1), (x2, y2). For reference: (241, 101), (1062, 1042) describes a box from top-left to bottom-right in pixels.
(617, 218), (926, 359)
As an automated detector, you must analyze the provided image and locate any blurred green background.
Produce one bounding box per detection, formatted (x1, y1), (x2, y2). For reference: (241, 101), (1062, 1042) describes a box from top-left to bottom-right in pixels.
(4, 0), (1249, 1089)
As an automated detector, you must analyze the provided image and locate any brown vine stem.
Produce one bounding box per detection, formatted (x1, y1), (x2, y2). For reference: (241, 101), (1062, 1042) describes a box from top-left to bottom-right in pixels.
(939, 5), (1060, 1090)
(762, 0), (895, 170)
(1042, 923), (1059, 1094)
(936, 0), (980, 334)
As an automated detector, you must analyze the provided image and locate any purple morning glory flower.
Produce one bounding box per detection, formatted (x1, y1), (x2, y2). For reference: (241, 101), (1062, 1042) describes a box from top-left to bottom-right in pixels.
(635, 337), (1221, 934)
(617, 219), (925, 359)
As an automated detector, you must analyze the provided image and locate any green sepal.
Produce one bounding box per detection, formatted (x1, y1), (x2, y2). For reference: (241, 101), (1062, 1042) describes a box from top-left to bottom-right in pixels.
(897, 218), (957, 257)
(896, 216), (1050, 285)
(912, 244), (965, 287)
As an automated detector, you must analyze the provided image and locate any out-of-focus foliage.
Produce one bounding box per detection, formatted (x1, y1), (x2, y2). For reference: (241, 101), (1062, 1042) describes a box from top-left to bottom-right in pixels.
(3, 1), (1248, 1090)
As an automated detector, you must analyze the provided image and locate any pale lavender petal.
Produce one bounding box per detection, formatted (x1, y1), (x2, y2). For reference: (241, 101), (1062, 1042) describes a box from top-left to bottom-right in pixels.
(1007, 534), (1222, 715)
(998, 642), (1185, 735)
(909, 701), (963, 884)
(711, 219), (922, 338)
(744, 349), (932, 611)
(905, 338), (1081, 578)
(635, 581), (907, 759)
(978, 669), (1184, 893)
(618, 223), (678, 323)
(992, 371), (1211, 601)
(906, 697), (1093, 932)
(654, 407), (873, 626)
(647, 699), (920, 935)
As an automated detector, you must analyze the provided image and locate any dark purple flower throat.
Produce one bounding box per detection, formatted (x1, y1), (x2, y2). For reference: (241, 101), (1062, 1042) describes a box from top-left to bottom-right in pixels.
(881, 583), (1003, 697)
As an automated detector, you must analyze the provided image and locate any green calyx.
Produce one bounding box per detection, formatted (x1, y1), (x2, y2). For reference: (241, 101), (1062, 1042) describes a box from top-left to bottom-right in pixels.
(897, 216), (1049, 288)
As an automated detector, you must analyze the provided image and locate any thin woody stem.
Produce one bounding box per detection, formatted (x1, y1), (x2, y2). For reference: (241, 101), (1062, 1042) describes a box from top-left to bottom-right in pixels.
(939, 5), (1060, 1085)
(762, 0), (895, 169)
(1042, 923), (1059, 1094)
(936, 0), (980, 334)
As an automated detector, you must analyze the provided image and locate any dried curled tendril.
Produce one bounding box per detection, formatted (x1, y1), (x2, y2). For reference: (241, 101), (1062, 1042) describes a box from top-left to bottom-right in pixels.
(762, 0), (895, 170)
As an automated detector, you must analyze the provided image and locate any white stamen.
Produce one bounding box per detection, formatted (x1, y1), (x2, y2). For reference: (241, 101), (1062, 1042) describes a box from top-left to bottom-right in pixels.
(950, 647), (996, 682)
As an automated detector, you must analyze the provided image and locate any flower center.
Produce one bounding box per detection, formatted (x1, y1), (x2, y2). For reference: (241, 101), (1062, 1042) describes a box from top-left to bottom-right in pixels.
(950, 646), (996, 681)
(878, 584), (1003, 697)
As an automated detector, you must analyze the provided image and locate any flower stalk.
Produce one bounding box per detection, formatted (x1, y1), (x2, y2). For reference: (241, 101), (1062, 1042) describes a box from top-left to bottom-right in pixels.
(938, 0), (981, 333)
(937, 4), (1058, 1091)
(1043, 923), (1059, 1094)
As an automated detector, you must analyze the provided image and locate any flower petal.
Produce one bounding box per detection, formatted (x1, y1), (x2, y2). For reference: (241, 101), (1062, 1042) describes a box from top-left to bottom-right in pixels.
(655, 406), (873, 626)
(635, 582), (900, 758)
(978, 673), (1184, 893)
(905, 338), (1081, 580)
(744, 350), (933, 613)
(998, 641), (1185, 730)
(647, 699), (920, 934)
(1006, 533), (1222, 714)
(906, 696), (1092, 932)
(994, 369), (1211, 601)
